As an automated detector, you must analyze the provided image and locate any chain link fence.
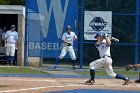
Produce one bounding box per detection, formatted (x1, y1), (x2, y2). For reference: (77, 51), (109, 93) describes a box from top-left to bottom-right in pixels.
(80, 0), (139, 67)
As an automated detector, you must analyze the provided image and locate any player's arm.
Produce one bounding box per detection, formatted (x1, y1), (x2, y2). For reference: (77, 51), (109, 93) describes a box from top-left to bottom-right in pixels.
(62, 40), (67, 43)
(62, 40), (71, 46)
(4, 32), (8, 47)
(73, 33), (77, 40)
(105, 38), (111, 46)
(102, 33), (111, 46)
(15, 40), (17, 46)
(61, 33), (71, 45)
(4, 40), (7, 47)
(96, 37), (103, 45)
(62, 33), (67, 43)
(130, 64), (140, 68)
(15, 40), (18, 49)
(125, 64), (140, 71)
(15, 33), (18, 49)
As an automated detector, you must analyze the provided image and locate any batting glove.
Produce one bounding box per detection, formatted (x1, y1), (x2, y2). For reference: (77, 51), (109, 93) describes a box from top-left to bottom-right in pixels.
(102, 33), (108, 39)
(125, 64), (133, 71)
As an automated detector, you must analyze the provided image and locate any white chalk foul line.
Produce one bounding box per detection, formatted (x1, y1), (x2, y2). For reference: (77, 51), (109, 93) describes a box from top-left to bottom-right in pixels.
(4, 78), (56, 82)
(0, 78), (85, 82)
(0, 84), (88, 93)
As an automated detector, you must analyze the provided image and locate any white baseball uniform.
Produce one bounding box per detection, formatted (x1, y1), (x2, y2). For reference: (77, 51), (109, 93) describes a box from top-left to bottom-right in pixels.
(59, 31), (77, 60)
(5, 30), (18, 56)
(90, 39), (116, 78)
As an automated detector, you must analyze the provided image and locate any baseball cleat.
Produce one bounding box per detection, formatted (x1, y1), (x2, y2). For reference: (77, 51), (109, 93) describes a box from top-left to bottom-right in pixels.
(53, 65), (58, 69)
(85, 79), (95, 85)
(135, 79), (140, 83)
(10, 64), (14, 66)
(122, 79), (131, 85)
(72, 66), (76, 70)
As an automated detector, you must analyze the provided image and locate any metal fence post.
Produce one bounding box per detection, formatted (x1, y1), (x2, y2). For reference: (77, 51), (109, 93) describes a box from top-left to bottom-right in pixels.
(24, 0), (29, 66)
(80, 0), (84, 69)
(135, 0), (139, 66)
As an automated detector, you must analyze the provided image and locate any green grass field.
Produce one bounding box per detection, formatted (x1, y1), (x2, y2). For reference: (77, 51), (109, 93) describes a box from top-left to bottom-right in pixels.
(0, 67), (50, 74)
(75, 68), (140, 77)
(0, 66), (139, 78)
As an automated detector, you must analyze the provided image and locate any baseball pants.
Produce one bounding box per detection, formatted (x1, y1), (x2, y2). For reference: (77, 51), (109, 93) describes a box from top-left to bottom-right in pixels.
(90, 57), (116, 78)
(59, 46), (76, 60)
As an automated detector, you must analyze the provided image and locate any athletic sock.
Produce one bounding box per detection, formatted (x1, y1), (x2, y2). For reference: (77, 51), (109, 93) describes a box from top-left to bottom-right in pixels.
(6, 55), (11, 64)
(90, 69), (95, 80)
(115, 74), (127, 80)
(55, 58), (59, 66)
(72, 60), (76, 67)
(11, 56), (15, 64)
(6, 56), (8, 64)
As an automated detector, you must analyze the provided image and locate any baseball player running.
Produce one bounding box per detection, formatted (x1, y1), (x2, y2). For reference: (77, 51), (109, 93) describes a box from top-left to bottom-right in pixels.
(5, 25), (18, 66)
(54, 25), (77, 70)
(85, 32), (130, 85)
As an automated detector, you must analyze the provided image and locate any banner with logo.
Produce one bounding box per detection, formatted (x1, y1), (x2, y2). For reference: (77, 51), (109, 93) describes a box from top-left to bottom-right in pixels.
(26, 0), (78, 58)
(84, 11), (112, 40)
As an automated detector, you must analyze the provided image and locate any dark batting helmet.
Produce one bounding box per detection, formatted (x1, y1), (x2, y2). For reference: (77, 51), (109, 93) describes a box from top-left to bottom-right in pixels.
(94, 32), (103, 38)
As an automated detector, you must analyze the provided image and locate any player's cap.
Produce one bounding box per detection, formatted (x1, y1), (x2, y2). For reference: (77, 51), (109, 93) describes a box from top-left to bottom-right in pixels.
(94, 32), (103, 38)
(11, 25), (16, 28)
(66, 25), (71, 29)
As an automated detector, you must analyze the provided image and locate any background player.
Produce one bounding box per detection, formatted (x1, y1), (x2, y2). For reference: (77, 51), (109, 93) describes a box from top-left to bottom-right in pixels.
(5, 25), (18, 66)
(54, 25), (77, 70)
(85, 32), (130, 85)
(125, 64), (140, 71)
(125, 64), (140, 83)
(2, 27), (7, 46)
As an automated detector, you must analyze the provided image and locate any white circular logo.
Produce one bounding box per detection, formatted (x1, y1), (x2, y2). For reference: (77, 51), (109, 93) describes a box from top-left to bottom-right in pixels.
(89, 17), (107, 31)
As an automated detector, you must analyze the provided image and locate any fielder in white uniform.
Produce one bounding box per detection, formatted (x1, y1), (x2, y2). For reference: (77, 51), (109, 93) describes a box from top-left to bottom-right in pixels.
(5, 25), (18, 65)
(54, 25), (77, 70)
(85, 32), (130, 85)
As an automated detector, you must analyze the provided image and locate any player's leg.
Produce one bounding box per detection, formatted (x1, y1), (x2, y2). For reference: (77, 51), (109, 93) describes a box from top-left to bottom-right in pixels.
(10, 46), (15, 65)
(105, 65), (130, 85)
(68, 46), (76, 69)
(6, 46), (11, 65)
(85, 58), (104, 85)
(10, 46), (16, 66)
(104, 58), (130, 85)
(54, 47), (67, 69)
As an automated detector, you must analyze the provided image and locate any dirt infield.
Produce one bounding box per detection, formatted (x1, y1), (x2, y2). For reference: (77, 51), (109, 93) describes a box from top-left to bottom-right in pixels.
(0, 77), (139, 93)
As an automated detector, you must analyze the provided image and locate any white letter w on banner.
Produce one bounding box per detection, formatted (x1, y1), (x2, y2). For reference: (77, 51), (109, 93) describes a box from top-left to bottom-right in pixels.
(37, 0), (69, 38)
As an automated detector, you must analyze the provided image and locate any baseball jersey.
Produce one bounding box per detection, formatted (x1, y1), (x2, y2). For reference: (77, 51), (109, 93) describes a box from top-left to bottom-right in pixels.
(95, 39), (111, 58)
(5, 30), (18, 44)
(62, 31), (77, 46)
